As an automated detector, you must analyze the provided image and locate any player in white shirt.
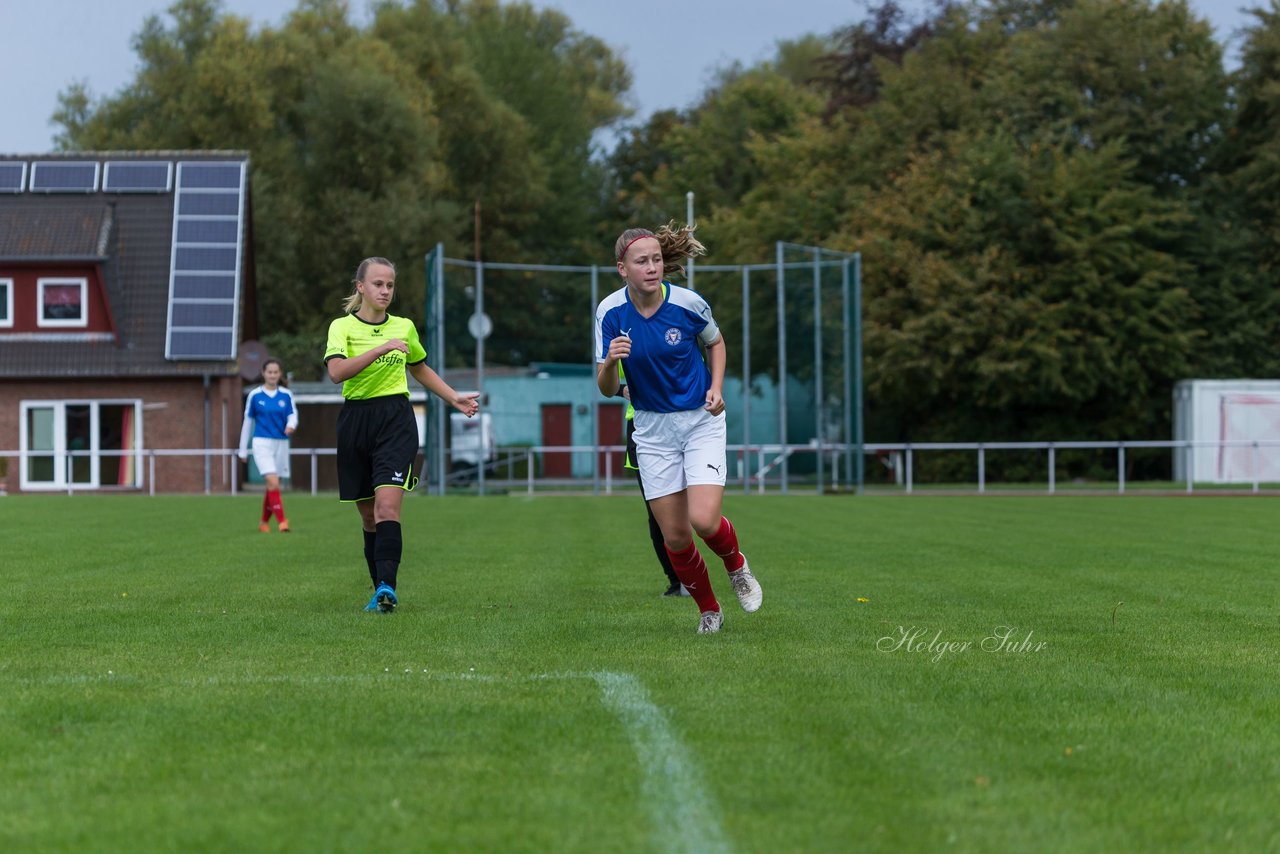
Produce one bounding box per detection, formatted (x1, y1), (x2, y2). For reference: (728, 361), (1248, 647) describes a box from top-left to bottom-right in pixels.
(595, 222), (762, 634)
(238, 359), (298, 532)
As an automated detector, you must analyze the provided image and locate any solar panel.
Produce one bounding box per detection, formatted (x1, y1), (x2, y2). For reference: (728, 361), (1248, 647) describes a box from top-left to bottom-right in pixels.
(168, 329), (236, 360)
(171, 302), (236, 327)
(0, 162), (25, 193)
(176, 220), (238, 243)
(165, 160), (247, 361)
(103, 161), (172, 193)
(29, 161), (99, 193)
(179, 163), (243, 189)
(171, 274), (236, 300)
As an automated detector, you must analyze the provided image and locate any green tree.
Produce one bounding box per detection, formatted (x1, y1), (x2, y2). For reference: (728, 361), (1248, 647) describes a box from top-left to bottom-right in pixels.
(707, 0), (1231, 448)
(1199, 1), (1280, 380)
(55, 0), (631, 373)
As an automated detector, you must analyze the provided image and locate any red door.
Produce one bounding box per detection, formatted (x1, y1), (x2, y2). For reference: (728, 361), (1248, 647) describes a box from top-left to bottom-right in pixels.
(597, 403), (626, 476)
(541, 403), (572, 477)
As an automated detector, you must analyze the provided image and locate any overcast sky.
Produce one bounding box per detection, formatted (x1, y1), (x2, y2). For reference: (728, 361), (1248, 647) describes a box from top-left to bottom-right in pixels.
(0, 0), (1260, 154)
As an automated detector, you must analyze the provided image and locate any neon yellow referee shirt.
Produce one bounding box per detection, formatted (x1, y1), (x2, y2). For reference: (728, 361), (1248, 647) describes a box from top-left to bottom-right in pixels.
(323, 313), (427, 400)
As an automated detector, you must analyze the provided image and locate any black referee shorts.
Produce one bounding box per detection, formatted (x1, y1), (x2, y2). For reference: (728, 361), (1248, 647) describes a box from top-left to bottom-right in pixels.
(336, 395), (421, 501)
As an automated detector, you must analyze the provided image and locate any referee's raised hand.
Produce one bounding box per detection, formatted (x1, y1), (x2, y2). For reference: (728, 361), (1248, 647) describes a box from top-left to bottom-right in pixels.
(452, 392), (480, 418)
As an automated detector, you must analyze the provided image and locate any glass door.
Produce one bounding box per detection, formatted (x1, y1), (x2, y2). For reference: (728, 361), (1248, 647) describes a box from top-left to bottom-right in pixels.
(67, 403), (94, 486)
(23, 404), (60, 488)
(20, 401), (142, 490)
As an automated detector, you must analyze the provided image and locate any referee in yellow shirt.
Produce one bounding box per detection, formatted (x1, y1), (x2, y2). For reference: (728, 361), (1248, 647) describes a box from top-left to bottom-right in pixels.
(324, 256), (479, 612)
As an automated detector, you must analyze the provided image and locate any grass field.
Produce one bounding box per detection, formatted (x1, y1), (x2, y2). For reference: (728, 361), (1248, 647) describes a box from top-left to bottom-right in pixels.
(1, 494), (1277, 852)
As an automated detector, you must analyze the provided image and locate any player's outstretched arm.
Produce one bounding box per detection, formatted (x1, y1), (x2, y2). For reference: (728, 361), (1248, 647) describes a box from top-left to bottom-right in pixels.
(409, 362), (479, 417)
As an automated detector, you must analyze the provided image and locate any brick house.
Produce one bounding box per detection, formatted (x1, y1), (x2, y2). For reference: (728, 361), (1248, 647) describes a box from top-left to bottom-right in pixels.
(0, 152), (257, 493)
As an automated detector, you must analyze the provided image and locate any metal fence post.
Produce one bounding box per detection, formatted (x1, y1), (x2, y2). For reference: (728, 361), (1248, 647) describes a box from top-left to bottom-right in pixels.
(1118, 445), (1126, 494)
(1048, 445), (1056, 495)
(742, 267), (751, 495)
(813, 247), (823, 497)
(905, 446), (913, 494)
(978, 446), (985, 494)
(775, 241), (789, 495)
(1252, 441), (1259, 493)
(1186, 444), (1194, 493)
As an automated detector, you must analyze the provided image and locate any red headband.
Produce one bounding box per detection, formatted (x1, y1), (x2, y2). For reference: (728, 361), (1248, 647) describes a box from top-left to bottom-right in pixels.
(618, 233), (656, 261)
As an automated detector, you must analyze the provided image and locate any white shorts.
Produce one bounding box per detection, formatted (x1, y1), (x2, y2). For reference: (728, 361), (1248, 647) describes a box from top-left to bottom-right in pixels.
(632, 408), (727, 500)
(252, 436), (291, 478)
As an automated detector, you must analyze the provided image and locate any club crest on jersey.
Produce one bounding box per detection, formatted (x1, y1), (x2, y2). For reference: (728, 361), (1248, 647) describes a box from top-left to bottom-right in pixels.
(665, 328), (682, 346)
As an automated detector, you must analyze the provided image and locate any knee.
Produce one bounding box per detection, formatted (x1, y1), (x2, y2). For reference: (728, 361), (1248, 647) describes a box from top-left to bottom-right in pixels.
(374, 503), (401, 525)
(663, 533), (694, 552)
(691, 514), (720, 539)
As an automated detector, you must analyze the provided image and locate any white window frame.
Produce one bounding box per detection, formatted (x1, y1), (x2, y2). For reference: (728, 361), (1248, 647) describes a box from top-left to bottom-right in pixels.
(0, 277), (12, 328)
(19, 399), (143, 491)
(37, 277), (88, 328)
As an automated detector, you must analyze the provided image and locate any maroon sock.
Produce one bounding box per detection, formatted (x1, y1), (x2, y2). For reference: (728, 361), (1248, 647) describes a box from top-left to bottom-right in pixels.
(261, 492), (272, 523)
(267, 489), (285, 522)
(701, 516), (745, 572)
(663, 542), (719, 613)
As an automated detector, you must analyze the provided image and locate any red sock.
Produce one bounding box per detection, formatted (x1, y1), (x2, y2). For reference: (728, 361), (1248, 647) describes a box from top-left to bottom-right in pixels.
(664, 542), (719, 613)
(267, 489), (285, 522)
(261, 492), (272, 523)
(701, 516), (745, 572)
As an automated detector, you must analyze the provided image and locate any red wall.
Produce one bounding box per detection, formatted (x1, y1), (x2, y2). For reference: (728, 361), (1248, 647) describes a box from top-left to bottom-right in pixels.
(0, 376), (242, 494)
(0, 264), (114, 335)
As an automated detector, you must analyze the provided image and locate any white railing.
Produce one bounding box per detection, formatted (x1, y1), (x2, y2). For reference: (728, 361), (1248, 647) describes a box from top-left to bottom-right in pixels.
(2, 439), (1279, 496)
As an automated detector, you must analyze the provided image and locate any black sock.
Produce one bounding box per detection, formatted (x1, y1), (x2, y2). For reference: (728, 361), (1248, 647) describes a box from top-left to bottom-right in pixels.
(363, 529), (377, 588)
(374, 520), (402, 590)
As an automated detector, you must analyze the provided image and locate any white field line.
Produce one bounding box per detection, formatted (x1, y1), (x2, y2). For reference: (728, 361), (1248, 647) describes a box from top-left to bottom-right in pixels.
(23, 669), (733, 854)
(588, 670), (732, 854)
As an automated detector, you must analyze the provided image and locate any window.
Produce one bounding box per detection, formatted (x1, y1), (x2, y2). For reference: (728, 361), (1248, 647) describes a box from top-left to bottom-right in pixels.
(37, 277), (87, 328)
(20, 400), (142, 491)
(0, 278), (12, 328)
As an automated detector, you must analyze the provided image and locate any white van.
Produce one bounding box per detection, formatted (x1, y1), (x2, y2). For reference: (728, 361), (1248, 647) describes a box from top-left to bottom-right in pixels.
(450, 412), (495, 468)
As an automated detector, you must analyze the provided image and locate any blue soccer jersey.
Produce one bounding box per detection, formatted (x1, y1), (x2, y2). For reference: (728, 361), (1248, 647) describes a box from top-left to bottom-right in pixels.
(595, 282), (721, 413)
(242, 386), (297, 440)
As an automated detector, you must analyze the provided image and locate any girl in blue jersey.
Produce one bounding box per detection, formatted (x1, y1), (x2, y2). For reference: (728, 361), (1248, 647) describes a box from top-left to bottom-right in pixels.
(238, 358), (297, 532)
(595, 223), (762, 634)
